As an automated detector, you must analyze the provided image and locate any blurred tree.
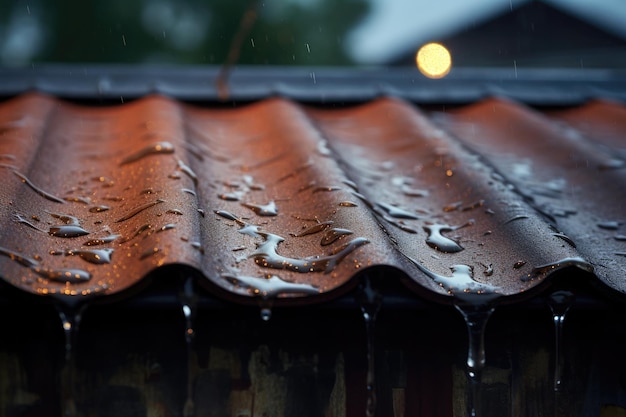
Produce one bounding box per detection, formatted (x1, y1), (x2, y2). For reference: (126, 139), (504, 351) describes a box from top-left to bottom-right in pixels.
(0, 0), (370, 66)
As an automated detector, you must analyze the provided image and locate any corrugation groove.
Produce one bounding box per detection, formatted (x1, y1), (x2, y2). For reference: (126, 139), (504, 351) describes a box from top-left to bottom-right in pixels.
(0, 93), (623, 308)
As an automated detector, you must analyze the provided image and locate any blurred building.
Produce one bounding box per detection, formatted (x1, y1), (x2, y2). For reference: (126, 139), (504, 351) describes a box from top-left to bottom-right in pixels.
(387, 0), (626, 68)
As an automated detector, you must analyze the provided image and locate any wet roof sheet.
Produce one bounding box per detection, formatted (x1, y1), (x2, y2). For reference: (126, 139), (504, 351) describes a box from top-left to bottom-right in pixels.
(0, 68), (624, 307)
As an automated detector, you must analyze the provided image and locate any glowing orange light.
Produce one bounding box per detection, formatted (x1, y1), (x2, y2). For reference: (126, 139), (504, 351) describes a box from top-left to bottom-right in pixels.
(416, 43), (452, 79)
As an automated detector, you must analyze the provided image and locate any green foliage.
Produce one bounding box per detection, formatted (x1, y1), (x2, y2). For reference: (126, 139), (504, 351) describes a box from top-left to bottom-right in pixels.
(1, 0), (370, 66)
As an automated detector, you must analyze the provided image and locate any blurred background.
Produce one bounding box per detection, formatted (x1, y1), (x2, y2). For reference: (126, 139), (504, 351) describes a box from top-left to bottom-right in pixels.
(1, 0), (625, 73)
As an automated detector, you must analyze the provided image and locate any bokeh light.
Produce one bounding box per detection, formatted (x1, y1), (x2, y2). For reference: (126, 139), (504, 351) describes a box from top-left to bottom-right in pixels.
(416, 42), (452, 79)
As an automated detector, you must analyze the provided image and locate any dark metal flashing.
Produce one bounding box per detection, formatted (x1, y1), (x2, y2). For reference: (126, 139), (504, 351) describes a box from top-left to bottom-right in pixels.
(1, 64), (626, 105)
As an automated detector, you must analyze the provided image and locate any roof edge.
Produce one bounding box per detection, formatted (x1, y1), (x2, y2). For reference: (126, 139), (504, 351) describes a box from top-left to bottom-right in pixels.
(1, 64), (625, 105)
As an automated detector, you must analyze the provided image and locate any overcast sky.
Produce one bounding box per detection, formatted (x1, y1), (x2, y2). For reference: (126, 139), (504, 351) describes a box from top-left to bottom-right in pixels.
(347, 0), (626, 64)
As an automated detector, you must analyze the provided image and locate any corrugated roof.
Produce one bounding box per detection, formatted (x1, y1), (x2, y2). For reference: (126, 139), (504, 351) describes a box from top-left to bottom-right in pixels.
(1, 83), (623, 308)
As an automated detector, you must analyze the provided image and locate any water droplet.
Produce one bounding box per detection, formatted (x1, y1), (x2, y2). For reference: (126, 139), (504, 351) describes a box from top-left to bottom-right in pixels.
(0, 246), (39, 268)
(551, 232), (577, 248)
(260, 307), (272, 321)
(318, 139), (332, 156)
(598, 158), (624, 170)
(462, 200), (485, 211)
(120, 141), (175, 165)
(423, 222), (472, 253)
(598, 221), (621, 230)
(614, 234), (626, 241)
(215, 210), (243, 223)
(312, 185), (342, 193)
(513, 260), (526, 269)
(83, 234), (120, 246)
(408, 259), (500, 303)
(252, 232), (369, 273)
(339, 201), (358, 207)
(179, 277), (197, 417)
(291, 221), (333, 237)
(66, 248), (113, 264)
(548, 290), (575, 392)
(223, 273), (320, 298)
(454, 303), (496, 417)
(443, 201), (462, 212)
(167, 209), (184, 216)
(504, 215), (528, 224)
(218, 192), (242, 201)
(176, 159), (198, 185)
(377, 202), (420, 219)
(355, 277), (382, 417)
(33, 267), (91, 283)
(190, 242), (204, 254)
(64, 196), (92, 204)
(182, 188), (197, 197)
(481, 263), (493, 276)
(56, 304), (87, 417)
(12, 170), (65, 203)
(116, 199), (165, 223)
(197, 208), (205, 217)
(242, 201), (278, 216)
(521, 257), (593, 282)
(321, 228), (353, 246)
(89, 205), (110, 213)
(13, 213), (45, 232)
(49, 225), (90, 238)
(157, 223), (176, 232)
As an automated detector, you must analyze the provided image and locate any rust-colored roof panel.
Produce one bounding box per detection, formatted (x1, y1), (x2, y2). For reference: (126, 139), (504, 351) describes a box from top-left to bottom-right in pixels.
(0, 92), (622, 306)
(435, 97), (626, 294)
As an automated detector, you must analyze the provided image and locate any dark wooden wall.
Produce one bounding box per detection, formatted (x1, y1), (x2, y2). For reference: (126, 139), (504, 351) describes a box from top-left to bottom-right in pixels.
(1, 287), (626, 417)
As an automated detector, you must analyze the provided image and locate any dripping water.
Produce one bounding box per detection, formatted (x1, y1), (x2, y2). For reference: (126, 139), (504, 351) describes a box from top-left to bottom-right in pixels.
(179, 277), (197, 417)
(56, 303), (87, 417)
(222, 273), (320, 298)
(454, 303), (496, 417)
(548, 290), (575, 392)
(260, 306), (272, 321)
(355, 276), (382, 417)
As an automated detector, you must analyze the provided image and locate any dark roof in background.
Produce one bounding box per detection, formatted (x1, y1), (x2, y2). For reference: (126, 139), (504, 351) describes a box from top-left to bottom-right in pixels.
(0, 66), (624, 309)
(388, 1), (626, 68)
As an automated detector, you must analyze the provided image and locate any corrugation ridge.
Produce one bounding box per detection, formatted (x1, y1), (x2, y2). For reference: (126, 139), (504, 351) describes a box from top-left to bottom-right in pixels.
(0, 94), (618, 307)
(0, 94), (57, 242)
(0, 95), (207, 302)
(307, 97), (585, 302)
(437, 97), (625, 295)
(180, 98), (404, 304)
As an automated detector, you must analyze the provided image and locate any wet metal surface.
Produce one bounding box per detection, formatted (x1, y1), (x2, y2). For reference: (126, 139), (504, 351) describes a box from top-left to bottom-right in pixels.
(0, 92), (623, 307)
